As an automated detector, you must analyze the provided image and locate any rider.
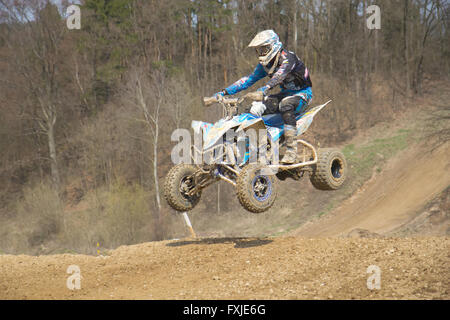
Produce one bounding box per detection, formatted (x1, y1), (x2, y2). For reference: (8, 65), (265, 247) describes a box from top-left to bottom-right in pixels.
(213, 30), (313, 164)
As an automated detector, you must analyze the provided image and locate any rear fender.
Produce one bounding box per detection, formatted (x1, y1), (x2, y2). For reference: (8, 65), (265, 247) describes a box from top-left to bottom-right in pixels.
(296, 100), (332, 136)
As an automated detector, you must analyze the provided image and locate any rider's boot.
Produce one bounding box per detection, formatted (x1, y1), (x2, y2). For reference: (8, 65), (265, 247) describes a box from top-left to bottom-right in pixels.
(281, 125), (298, 164)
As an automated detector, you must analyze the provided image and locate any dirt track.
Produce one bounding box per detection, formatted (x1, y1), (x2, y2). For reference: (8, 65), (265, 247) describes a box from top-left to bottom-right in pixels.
(1, 121), (449, 300)
(292, 143), (450, 237)
(0, 237), (448, 299)
(1, 142), (449, 300)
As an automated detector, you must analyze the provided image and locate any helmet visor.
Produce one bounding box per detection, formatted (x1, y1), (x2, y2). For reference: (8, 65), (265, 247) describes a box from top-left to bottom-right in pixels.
(255, 44), (272, 57)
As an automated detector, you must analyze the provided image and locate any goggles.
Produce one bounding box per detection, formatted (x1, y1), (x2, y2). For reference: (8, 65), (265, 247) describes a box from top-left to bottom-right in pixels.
(255, 45), (272, 56)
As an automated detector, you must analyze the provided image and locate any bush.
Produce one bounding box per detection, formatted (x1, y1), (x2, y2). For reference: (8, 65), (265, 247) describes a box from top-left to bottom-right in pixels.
(16, 182), (63, 248)
(96, 182), (154, 247)
(62, 180), (157, 252)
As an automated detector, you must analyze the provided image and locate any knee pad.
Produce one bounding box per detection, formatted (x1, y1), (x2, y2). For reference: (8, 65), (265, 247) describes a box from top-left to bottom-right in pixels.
(279, 97), (299, 127)
(263, 96), (280, 114)
(279, 96), (301, 113)
(281, 110), (296, 127)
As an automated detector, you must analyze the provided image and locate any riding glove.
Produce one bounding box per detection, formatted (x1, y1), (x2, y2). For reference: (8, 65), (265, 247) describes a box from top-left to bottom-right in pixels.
(250, 101), (266, 117)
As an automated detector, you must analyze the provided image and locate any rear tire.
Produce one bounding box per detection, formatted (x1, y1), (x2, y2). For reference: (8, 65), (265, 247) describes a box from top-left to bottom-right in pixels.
(310, 148), (347, 190)
(164, 164), (202, 212)
(236, 164), (278, 213)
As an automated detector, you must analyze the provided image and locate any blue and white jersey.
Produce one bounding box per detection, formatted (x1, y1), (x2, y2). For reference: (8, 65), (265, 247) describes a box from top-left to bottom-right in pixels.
(224, 49), (312, 95)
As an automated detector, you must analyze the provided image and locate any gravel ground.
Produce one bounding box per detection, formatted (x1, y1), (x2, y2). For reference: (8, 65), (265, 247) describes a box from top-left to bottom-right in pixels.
(0, 236), (448, 300)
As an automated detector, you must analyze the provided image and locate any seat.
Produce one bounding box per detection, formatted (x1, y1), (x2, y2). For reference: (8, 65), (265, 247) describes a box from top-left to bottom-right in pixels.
(262, 112), (306, 129)
(262, 113), (284, 128)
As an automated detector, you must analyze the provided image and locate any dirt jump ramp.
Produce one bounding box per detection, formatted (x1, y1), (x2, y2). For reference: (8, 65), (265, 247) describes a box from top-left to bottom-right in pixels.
(293, 143), (450, 237)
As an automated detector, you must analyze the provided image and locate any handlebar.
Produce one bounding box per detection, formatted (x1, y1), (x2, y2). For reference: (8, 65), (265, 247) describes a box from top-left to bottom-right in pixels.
(203, 92), (260, 107)
(203, 96), (243, 106)
(203, 96), (220, 106)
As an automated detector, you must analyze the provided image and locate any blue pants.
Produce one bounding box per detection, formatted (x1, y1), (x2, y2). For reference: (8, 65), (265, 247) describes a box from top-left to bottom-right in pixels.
(263, 87), (313, 126)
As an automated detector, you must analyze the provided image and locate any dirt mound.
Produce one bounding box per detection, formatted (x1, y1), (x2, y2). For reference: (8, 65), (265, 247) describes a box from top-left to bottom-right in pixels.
(291, 142), (450, 237)
(0, 237), (447, 300)
(388, 186), (450, 236)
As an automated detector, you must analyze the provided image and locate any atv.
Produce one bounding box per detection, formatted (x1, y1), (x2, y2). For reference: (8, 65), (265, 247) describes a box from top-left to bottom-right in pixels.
(164, 93), (347, 213)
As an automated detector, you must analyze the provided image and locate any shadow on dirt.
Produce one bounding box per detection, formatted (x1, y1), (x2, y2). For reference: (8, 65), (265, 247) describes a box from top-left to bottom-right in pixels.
(166, 237), (273, 249)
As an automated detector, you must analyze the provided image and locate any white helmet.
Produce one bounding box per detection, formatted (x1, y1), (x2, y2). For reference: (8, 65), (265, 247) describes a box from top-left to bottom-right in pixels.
(248, 30), (283, 66)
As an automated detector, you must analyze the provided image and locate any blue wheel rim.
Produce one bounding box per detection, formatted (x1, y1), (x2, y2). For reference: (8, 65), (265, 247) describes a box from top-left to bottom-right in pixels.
(251, 175), (272, 202)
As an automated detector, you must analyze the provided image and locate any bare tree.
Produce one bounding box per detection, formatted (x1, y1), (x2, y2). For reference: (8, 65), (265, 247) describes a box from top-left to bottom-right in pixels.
(1, 0), (68, 192)
(123, 65), (172, 238)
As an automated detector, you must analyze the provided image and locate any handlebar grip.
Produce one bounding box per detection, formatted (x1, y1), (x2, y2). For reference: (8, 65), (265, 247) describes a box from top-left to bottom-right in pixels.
(244, 91), (264, 101)
(203, 96), (218, 106)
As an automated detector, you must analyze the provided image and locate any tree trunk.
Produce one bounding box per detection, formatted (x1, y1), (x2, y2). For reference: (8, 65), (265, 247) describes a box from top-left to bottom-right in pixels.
(293, 1), (298, 51)
(153, 124), (161, 212)
(47, 124), (60, 192)
(404, 0), (411, 97)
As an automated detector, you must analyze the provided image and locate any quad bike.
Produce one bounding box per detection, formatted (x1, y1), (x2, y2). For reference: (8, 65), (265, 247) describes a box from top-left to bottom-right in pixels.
(164, 93), (347, 213)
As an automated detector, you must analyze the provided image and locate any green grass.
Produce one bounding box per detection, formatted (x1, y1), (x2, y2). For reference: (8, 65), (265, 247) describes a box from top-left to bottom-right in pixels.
(342, 129), (411, 181)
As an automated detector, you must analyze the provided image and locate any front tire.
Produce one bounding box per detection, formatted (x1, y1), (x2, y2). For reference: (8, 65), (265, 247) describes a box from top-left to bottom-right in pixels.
(310, 148), (347, 190)
(236, 164), (278, 213)
(164, 164), (202, 212)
